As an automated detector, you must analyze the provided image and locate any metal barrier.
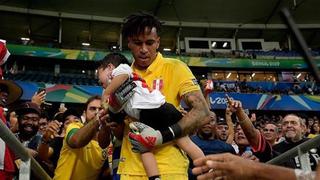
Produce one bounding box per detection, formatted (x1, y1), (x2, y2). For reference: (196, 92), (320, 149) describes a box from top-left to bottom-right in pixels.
(0, 120), (52, 180)
(267, 135), (320, 165)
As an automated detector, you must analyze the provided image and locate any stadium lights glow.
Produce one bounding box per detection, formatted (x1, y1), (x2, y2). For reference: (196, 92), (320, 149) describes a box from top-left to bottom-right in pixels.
(251, 73), (256, 77)
(112, 46), (117, 49)
(82, 70), (85, 74)
(297, 73), (302, 78)
(226, 72), (231, 78)
(163, 48), (171, 51)
(211, 42), (217, 47)
(21, 37), (30, 41)
(82, 42), (90, 46)
(223, 42), (228, 48)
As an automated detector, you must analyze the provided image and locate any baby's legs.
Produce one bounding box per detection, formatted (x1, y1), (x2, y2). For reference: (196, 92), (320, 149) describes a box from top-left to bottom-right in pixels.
(176, 136), (204, 160)
(141, 152), (160, 179)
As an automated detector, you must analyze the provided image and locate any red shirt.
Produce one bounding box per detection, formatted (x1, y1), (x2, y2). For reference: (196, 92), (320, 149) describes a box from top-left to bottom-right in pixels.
(0, 107), (16, 173)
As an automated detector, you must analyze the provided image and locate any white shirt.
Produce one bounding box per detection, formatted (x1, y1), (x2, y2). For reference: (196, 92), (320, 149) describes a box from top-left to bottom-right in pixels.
(111, 64), (165, 119)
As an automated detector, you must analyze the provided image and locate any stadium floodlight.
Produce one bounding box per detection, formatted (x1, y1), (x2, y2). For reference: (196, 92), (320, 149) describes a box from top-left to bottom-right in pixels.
(21, 37), (30, 41)
(163, 48), (171, 51)
(211, 42), (217, 47)
(82, 42), (90, 46)
(226, 72), (231, 78)
(222, 42), (228, 48)
(297, 73), (302, 78)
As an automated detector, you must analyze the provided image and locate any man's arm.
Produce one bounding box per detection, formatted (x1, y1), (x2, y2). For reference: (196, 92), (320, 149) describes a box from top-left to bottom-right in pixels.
(192, 153), (298, 180)
(67, 120), (99, 148)
(227, 97), (260, 149)
(97, 112), (111, 149)
(128, 90), (210, 152)
(225, 108), (235, 145)
(178, 90), (211, 135)
(38, 120), (60, 161)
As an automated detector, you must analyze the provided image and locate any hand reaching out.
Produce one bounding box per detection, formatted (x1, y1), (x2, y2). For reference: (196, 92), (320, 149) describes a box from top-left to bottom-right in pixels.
(192, 153), (257, 180)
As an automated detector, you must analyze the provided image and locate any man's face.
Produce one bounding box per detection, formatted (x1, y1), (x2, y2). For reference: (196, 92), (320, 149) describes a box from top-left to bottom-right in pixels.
(262, 123), (278, 143)
(19, 112), (40, 137)
(128, 27), (160, 69)
(64, 115), (81, 129)
(0, 90), (8, 106)
(85, 99), (103, 122)
(97, 65), (114, 89)
(282, 115), (303, 142)
(235, 125), (249, 146)
(198, 112), (216, 139)
(215, 124), (228, 141)
(38, 117), (48, 135)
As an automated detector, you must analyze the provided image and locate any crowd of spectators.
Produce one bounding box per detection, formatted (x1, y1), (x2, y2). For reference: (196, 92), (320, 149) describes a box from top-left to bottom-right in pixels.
(202, 78), (320, 95)
(2, 12), (320, 180)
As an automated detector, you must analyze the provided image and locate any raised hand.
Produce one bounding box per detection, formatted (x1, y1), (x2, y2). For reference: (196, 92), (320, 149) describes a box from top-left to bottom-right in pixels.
(226, 94), (242, 113)
(128, 122), (163, 153)
(31, 90), (46, 107)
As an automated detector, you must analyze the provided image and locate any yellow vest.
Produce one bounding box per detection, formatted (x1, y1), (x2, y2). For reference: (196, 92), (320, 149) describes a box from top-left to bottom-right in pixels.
(54, 122), (106, 180)
(117, 53), (200, 176)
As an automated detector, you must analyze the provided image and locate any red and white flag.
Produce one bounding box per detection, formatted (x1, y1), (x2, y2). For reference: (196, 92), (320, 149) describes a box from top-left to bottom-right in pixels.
(153, 79), (163, 91)
(0, 39), (10, 66)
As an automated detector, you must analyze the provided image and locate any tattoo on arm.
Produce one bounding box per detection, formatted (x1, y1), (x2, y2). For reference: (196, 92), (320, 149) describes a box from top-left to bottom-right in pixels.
(178, 90), (210, 135)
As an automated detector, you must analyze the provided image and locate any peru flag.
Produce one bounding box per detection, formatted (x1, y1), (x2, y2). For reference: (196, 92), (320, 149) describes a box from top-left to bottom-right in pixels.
(153, 79), (163, 91)
(0, 40), (10, 66)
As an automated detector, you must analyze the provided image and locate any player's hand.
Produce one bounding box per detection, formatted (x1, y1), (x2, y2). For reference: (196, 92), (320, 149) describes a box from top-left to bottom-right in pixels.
(128, 122), (163, 153)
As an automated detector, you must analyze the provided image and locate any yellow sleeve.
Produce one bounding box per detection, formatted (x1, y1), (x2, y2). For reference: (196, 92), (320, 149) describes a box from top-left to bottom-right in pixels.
(173, 60), (201, 97)
(65, 122), (83, 140)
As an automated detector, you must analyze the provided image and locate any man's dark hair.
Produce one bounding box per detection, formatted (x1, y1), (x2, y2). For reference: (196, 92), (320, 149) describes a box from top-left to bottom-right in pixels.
(122, 11), (162, 39)
(98, 53), (130, 70)
(84, 95), (101, 111)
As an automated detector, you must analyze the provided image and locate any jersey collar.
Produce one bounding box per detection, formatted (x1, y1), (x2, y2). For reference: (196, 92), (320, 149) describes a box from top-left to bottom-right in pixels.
(132, 52), (163, 74)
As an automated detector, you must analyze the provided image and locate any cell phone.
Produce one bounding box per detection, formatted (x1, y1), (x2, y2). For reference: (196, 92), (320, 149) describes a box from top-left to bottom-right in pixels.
(37, 88), (46, 94)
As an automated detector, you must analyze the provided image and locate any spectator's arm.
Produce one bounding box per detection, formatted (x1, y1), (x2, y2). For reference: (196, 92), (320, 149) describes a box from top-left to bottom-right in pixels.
(97, 111), (111, 149)
(38, 120), (61, 161)
(67, 120), (99, 148)
(227, 97), (260, 149)
(225, 108), (234, 145)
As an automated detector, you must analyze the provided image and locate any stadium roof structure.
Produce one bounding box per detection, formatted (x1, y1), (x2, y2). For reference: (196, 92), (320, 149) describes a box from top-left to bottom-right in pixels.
(1, 0), (320, 50)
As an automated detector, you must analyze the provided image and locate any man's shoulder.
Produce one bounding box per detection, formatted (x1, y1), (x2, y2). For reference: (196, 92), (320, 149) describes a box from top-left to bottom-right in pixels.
(273, 140), (286, 150)
(66, 122), (83, 133)
(162, 57), (186, 67)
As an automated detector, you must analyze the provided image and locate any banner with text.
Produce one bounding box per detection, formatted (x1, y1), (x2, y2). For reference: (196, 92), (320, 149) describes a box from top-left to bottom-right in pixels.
(208, 92), (320, 111)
